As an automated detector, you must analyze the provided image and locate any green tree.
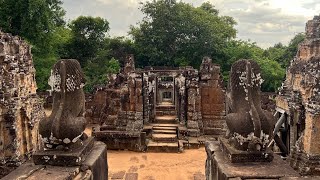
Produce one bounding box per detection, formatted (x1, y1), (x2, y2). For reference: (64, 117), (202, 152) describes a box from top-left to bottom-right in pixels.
(34, 26), (72, 91)
(67, 16), (110, 66)
(104, 37), (136, 67)
(223, 40), (285, 92)
(0, 0), (65, 50)
(130, 1), (236, 68)
(0, 0), (67, 91)
(284, 33), (305, 65)
(263, 43), (287, 68)
(84, 55), (120, 92)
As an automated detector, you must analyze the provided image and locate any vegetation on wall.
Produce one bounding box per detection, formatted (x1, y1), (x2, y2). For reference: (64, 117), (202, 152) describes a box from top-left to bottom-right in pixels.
(0, 0), (306, 92)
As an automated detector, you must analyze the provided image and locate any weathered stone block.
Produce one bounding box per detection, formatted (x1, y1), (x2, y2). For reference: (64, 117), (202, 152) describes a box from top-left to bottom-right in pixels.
(205, 141), (299, 180)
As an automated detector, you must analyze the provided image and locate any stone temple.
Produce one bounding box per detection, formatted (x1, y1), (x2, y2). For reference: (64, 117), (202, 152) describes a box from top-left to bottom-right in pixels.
(88, 55), (226, 152)
(2, 14), (320, 180)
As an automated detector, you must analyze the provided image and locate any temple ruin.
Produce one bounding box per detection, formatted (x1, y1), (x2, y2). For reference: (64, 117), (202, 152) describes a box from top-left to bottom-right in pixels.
(275, 15), (320, 176)
(2, 12), (320, 180)
(89, 55), (226, 152)
(0, 32), (44, 168)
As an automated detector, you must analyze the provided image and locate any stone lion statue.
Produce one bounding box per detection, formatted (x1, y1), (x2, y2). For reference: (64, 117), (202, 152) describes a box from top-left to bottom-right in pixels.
(39, 59), (86, 149)
(226, 59), (275, 151)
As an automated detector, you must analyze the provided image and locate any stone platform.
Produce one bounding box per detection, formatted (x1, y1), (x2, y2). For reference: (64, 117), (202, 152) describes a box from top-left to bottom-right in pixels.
(33, 137), (95, 166)
(220, 138), (274, 163)
(3, 141), (108, 180)
(205, 141), (300, 180)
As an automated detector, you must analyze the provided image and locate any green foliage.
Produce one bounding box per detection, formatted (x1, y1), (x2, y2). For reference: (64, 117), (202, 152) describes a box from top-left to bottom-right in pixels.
(84, 55), (120, 92)
(0, 0), (65, 49)
(0, 0), (305, 93)
(130, 1), (236, 68)
(222, 40), (285, 92)
(104, 37), (136, 66)
(34, 55), (57, 91)
(256, 58), (285, 92)
(67, 16), (110, 66)
(263, 33), (305, 68)
(284, 33), (305, 66)
(0, 0), (67, 91)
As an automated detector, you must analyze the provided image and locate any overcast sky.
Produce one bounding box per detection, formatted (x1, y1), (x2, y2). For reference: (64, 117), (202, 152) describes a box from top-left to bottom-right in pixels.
(62, 0), (320, 48)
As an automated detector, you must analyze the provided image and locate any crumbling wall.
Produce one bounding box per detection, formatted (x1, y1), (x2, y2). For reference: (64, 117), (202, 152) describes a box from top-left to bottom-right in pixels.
(92, 55), (145, 151)
(0, 31), (44, 165)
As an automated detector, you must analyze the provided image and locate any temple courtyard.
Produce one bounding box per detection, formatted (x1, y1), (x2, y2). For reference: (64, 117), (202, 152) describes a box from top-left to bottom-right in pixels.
(107, 148), (206, 180)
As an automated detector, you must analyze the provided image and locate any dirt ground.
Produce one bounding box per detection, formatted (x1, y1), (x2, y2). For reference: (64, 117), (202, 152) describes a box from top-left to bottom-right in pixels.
(107, 148), (206, 180)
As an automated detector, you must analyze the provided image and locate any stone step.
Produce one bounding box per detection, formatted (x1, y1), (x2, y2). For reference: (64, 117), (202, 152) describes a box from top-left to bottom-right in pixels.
(188, 137), (201, 149)
(155, 115), (177, 120)
(155, 111), (176, 116)
(147, 140), (179, 153)
(153, 129), (176, 134)
(156, 104), (175, 110)
(188, 129), (200, 137)
(153, 126), (177, 131)
(100, 125), (116, 131)
(154, 116), (177, 124)
(150, 123), (180, 127)
(204, 128), (226, 135)
(152, 133), (177, 142)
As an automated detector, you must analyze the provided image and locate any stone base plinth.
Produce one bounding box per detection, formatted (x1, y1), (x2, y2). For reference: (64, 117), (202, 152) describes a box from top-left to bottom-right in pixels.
(205, 141), (300, 180)
(220, 138), (274, 163)
(3, 141), (108, 180)
(93, 130), (146, 151)
(33, 137), (94, 166)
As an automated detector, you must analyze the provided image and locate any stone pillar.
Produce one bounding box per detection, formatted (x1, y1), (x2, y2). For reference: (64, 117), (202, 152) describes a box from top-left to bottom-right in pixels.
(142, 73), (150, 123)
(126, 72), (143, 132)
(186, 68), (201, 137)
(175, 73), (186, 125)
(199, 57), (226, 136)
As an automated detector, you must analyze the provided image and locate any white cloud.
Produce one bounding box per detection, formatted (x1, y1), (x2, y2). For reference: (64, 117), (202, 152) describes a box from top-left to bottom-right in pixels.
(61, 0), (319, 48)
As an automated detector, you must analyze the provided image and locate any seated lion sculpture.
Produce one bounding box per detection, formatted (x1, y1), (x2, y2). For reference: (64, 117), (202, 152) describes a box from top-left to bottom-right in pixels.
(39, 59), (86, 149)
(226, 59), (275, 151)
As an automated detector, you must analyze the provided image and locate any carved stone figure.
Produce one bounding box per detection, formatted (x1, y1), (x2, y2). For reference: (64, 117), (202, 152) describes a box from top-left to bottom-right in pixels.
(226, 59), (275, 151)
(39, 59), (86, 149)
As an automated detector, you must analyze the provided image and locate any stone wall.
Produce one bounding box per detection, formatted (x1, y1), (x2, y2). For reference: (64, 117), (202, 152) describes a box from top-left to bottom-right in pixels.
(0, 32), (44, 166)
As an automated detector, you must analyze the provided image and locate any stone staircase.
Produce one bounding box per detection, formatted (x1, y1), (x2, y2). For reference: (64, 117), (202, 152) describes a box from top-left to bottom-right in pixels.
(147, 104), (181, 152)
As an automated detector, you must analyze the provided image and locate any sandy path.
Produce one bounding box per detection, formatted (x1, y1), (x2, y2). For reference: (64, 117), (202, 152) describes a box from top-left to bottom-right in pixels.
(107, 148), (206, 180)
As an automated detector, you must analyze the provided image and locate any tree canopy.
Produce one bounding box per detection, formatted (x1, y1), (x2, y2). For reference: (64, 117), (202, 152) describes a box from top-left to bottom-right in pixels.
(66, 16), (110, 66)
(0, 0), (305, 92)
(130, 0), (236, 68)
